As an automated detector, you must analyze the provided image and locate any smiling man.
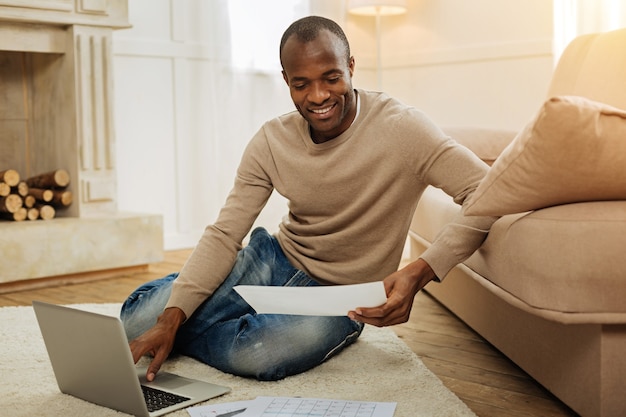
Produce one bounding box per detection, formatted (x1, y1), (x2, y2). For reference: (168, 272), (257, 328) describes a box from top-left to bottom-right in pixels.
(121, 16), (496, 382)
(280, 24), (356, 143)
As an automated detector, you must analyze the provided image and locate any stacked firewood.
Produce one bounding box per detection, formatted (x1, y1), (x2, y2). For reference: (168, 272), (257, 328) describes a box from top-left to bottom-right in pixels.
(0, 169), (73, 221)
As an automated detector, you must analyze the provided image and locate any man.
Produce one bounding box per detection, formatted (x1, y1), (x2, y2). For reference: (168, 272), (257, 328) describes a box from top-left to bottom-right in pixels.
(121, 16), (495, 382)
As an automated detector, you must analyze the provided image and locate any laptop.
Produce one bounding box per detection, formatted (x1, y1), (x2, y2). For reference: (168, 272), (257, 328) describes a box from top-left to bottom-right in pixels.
(32, 301), (231, 417)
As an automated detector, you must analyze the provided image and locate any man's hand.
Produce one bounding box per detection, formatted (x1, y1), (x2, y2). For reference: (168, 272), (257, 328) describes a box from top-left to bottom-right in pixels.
(348, 258), (436, 327)
(129, 307), (186, 381)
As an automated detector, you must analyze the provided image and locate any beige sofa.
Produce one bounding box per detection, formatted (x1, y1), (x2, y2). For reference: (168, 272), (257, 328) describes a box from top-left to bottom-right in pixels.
(409, 29), (626, 417)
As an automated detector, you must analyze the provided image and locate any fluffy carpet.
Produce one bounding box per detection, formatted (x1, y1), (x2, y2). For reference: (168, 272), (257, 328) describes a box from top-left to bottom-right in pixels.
(0, 303), (476, 417)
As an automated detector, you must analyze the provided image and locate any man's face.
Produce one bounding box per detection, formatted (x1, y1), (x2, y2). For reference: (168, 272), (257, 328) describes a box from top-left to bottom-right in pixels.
(281, 30), (356, 143)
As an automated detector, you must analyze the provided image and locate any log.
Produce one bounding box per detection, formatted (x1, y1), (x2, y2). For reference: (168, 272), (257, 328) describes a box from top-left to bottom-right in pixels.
(23, 195), (36, 208)
(50, 190), (73, 207)
(0, 169), (20, 187)
(27, 207), (39, 221)
(37, 204), (55, 220)
(13, 181), (29, 197)
(0, 182), (10, 197)
(0, 194), (23, 213)
(26, 169), (70, 189)
(0, 207), (27, 221)
(28, 188), (54, 202)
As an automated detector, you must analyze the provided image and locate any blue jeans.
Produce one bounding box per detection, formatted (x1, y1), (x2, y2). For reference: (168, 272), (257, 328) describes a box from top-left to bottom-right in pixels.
(120, 227), (364, 381)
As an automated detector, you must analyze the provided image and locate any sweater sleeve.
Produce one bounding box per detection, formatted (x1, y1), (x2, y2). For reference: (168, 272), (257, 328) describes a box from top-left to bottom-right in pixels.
(165, 132), (274, 319)
(416, 132), (498, 280)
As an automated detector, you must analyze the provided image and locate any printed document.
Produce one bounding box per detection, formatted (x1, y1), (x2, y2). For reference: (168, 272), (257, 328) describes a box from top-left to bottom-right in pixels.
(188, 396), (396, 417)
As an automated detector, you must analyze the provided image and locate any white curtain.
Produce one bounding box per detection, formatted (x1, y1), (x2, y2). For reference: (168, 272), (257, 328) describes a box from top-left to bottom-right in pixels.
(227, 0), (310, 72)
(575, 0), (626, 33)
(212, 1), (311, 235)
(554, 0), (626, 59)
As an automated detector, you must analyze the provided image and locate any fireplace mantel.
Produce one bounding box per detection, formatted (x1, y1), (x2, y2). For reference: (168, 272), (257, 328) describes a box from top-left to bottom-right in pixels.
(0, 0), (163, 286)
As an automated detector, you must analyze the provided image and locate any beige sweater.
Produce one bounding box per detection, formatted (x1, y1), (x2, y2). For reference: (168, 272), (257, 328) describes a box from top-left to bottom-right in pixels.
(166, 90), (496, 319)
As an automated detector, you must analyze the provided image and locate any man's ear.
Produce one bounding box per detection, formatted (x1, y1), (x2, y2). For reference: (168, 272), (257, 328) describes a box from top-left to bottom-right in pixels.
(348, 56), (355, 77)
(282, 70), (289, 86)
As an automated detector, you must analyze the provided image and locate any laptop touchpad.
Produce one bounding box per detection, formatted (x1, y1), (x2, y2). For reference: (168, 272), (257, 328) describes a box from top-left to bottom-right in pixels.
(146, 372), (194, 389)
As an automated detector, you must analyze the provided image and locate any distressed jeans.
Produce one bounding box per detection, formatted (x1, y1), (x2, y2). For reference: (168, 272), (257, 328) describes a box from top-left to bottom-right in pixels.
(120, 227), (364, 381)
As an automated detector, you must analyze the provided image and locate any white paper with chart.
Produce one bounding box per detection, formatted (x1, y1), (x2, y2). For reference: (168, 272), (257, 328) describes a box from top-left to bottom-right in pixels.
(188, 396), (396, 417)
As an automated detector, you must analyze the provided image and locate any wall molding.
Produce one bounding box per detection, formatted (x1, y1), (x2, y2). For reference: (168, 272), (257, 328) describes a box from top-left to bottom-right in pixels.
(361, 38), (554, 69)
(113, 37), (213, 60)
(113, 37), (554, 68)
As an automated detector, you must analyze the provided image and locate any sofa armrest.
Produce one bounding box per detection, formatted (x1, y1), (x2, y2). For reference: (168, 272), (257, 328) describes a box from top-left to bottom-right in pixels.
(442, 127), (517, 165)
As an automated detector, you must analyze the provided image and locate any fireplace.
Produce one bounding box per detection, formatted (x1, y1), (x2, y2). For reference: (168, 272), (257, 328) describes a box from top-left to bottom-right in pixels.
(0, 1), (162, 285)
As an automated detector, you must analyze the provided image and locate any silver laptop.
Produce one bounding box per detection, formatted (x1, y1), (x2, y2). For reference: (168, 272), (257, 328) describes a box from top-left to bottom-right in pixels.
(32, 301), (231, 417)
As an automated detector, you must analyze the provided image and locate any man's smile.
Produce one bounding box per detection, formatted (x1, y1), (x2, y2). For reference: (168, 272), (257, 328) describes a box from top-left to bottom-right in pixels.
(309, 103), (336, 118)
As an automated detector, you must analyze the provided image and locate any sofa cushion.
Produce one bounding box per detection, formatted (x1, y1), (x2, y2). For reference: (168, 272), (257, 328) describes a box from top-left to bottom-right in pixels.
(411, 186), (626, 320)
(463, 96), (626, 216)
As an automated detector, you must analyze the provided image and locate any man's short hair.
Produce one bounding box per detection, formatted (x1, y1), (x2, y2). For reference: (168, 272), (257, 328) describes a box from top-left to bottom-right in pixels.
(279, 16), (351, 67)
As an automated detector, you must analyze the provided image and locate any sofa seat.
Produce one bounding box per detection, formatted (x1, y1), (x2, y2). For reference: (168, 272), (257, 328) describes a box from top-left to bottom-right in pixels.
(412, 186), (626, 322)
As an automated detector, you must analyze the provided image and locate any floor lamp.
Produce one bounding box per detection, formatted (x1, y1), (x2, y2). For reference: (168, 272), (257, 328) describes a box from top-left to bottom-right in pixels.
(348, 0), (408, 90)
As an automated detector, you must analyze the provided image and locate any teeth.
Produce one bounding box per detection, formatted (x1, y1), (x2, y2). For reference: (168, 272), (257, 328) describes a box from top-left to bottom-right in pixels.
(311, 106), (332, 114)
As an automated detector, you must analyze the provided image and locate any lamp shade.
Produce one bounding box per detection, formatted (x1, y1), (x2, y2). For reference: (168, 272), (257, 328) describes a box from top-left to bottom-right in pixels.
(348, 0), (407, 16)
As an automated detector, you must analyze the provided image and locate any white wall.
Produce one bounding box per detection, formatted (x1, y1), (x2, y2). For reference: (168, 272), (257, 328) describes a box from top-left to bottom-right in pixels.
(113, 0), (557, 250)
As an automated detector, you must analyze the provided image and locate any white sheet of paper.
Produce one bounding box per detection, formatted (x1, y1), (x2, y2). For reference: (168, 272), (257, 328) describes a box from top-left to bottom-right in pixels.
(233, 281), (387, 316)
(238, 396), (397, 417)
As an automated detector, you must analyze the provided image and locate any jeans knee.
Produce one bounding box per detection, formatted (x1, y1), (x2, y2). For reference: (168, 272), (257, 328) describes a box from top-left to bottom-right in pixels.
(208, 316), (288, 380)
(120, 274), (176, 341)
(223, 345), (289, 381)
(233, 355), (289, 381)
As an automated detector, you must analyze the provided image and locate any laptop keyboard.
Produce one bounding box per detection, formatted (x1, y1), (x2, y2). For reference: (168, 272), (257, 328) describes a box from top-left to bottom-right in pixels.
(141, 385), (190, 412)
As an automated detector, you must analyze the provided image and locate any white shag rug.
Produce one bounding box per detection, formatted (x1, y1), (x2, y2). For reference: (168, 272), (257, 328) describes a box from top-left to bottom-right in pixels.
(0, 303), (476, 417)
